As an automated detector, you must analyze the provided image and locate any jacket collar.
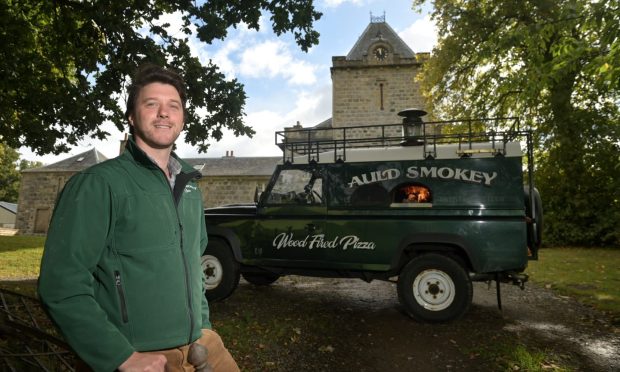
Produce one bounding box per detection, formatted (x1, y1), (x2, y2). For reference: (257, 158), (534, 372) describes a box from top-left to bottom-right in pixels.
(123, 136), (199, 175)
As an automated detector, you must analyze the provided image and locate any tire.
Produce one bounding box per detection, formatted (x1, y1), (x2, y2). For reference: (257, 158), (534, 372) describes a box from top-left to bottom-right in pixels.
(242, 272), (280, 286)
(397, 253), (472, 323)
(523, 186), (543, 250)
(201, 239), (240, 302)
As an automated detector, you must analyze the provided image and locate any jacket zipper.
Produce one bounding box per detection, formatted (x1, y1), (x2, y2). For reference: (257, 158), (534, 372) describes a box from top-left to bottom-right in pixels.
(160, 167), (200, 346)
(178, 222), (195, 345)
(114, 271), (129, 323)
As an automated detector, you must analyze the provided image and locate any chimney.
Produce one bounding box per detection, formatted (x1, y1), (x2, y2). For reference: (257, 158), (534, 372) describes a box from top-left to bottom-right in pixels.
(399, 108), (427, 146)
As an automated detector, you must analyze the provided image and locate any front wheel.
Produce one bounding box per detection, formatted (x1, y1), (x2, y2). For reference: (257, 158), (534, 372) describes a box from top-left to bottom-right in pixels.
(202, 239), (240, 302)
(397, 253), (472, 323)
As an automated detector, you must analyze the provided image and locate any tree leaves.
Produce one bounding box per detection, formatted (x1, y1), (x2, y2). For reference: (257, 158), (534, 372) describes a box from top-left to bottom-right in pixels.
(1, 0), (322, 155)
(0, 143), (42, 203)
(415, 0), (620, 246)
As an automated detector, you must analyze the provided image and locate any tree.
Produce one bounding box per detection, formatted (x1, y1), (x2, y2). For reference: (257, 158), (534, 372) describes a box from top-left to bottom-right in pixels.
(0, 144), (20, 203)
(0, 143), (42, 203)
(413, 0), (620, 246)
(1, 0), (322, 155)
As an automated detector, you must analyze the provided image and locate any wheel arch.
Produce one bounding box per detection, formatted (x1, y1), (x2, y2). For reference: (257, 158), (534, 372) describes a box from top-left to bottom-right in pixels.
(393, 233), (480, 273)
(206, 226), (243, 262)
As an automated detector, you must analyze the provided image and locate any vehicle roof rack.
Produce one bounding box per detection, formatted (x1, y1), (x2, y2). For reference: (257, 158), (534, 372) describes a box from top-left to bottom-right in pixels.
(275, 117), (530, 164)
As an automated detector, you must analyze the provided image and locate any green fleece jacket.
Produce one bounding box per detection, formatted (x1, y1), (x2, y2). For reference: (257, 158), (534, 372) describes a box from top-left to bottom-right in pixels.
(38, 139), (210, 371)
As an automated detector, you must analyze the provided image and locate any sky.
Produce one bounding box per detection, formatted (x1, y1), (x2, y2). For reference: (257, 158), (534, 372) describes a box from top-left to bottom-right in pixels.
(19, 0), (437, 165)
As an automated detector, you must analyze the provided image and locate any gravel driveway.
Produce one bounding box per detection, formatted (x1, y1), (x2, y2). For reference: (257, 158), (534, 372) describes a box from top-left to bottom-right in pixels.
(216, 276), (619, 371)
(2, 276), (617, 371)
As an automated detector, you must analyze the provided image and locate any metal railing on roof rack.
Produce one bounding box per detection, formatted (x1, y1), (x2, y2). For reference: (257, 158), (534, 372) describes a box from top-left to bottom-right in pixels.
(275, 117), (528, 164)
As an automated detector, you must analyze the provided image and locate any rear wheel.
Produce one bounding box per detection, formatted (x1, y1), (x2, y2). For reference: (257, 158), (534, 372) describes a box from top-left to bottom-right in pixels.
(242, 272), (280, 286)
(202, 239), (240, 302)
(524, 186), (543, 254)
(397, 253), (472, 323)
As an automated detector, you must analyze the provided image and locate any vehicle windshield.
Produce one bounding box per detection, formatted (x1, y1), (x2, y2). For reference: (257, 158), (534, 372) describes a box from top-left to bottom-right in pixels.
(265, 168), (323, 205)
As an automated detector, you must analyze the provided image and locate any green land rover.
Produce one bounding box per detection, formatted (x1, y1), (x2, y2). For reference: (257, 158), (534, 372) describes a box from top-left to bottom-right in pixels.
(201, 110), (543, 323)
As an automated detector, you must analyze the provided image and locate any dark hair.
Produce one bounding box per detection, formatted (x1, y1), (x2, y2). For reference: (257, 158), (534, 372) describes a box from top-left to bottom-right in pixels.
(125, 64), (187, 135)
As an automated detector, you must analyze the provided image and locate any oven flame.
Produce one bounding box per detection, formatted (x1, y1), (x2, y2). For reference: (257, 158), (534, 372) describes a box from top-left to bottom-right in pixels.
(404, 185), (431, 203)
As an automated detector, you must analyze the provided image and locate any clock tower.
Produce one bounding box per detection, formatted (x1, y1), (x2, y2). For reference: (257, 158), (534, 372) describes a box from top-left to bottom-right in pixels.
(330, 14), (428, 130)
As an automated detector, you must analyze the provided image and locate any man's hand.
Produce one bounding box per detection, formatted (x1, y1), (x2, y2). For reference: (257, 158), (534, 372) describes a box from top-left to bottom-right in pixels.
(118, 352), (167, 372)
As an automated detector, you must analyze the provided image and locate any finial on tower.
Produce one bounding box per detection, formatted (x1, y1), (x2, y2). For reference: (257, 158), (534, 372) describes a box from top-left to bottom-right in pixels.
(370, 11), (386, 23)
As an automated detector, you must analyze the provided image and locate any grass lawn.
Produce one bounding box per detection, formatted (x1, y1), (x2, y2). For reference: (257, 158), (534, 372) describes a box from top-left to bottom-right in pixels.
(527, 247), (620, 318)
(0, 236), (45, 279)
(1, 236), (618, 371)
(1, 236), (619, 318)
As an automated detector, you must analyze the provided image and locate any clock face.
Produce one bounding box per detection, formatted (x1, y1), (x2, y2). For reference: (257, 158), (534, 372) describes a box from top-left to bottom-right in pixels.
(374, 47), (388, 60)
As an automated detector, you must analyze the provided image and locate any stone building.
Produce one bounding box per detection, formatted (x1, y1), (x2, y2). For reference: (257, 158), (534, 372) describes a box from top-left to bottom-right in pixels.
(331, 17), (428, 129)
(15, 16), (427, 235)
(283, 15), (429, 146)
(15, 149), (278, 235)
(16, 149), (108, 234)
(0, 202), (18, 228)
(185, 154), (280, 208)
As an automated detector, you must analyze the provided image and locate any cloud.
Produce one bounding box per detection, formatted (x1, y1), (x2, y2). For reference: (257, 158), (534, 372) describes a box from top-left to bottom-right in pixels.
(209, 38), (241, 79)
(177, 84), (332, 158)
(321, 0), (366, 8)
(153, 11), (192, 38)
(398, 15), (438, 53)
(238, 40), (318, 85)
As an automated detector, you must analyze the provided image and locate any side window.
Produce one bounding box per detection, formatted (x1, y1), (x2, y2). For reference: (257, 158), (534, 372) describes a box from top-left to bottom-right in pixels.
(310, 178), (323, 203)
(265, 168), (323, 205)
(391, 183), (432, 207)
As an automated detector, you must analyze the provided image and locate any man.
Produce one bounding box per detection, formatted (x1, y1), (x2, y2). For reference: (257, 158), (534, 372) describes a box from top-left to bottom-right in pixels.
(38, 65), (239, 372)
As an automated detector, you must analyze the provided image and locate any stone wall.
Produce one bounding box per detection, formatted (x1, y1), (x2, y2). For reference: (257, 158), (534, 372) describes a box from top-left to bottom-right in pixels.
(199, 175), (271, 208)
(15, 171), (270, 235)
(16, 171), (71, 235)
(331, 55), (425, 130)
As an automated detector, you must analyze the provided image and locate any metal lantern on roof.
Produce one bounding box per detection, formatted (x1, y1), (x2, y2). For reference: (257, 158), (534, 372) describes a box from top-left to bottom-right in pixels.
(398, 108), (427, 145)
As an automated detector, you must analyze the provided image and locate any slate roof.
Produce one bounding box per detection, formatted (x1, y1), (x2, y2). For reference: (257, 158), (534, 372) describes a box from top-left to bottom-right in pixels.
(184, 157), (280, 177)
(23, 148), (108, 173)
(23, 148), (280, 177)
(313, 118), (333, 129)
(346, 21), (415, 60)
(22, 144), (281, 178)
(0, 202), (17, 215)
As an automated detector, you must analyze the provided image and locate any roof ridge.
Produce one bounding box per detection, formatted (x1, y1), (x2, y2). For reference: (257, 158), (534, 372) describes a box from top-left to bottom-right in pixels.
(345, 21), (416, 60)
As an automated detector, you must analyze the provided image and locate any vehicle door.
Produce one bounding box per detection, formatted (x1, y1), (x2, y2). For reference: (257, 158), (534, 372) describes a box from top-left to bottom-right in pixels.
(252, 165), (327, 265)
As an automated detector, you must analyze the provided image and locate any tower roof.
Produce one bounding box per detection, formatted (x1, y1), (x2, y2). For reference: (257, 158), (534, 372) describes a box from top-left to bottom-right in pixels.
(346, 20), (415, 60)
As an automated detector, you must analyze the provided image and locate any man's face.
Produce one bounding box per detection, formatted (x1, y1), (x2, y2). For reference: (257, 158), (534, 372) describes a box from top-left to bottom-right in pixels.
(129, 82), (184, 151)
